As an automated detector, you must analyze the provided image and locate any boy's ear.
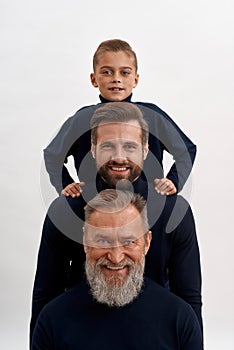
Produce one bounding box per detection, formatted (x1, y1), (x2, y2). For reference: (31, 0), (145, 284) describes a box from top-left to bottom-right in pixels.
(133, 74), (139, 88)
(91, 143), (95, 159)
(90, 73), (98, 88)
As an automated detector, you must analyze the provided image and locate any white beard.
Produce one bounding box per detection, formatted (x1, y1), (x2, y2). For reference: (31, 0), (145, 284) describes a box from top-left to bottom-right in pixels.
(85, 256), (145, 307)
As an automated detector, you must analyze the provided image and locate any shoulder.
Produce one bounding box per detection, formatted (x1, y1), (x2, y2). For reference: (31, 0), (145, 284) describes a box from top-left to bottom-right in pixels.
(134, 101), (174, 121)
(141, 279), (202, 348)
(146, 185), (193, 230)
(162, 194), (195, 234)
(63, 103), (102, 129)
(143, 278), (197, 317)
(133, 101), (182, 131)
(48, 180), (98, 217)
(45, 195), (86, 243)
(45, 183), (99, 243)
(39, 282), (89, 318)
(48, 195), (86, 221)
(134, 101), (166, 114)
(70, 103), (98, 116)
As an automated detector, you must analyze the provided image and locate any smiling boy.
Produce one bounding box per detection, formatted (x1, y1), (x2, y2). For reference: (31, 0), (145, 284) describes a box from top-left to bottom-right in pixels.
(90, 49), (139, 102)
(44, 39), (196, 197)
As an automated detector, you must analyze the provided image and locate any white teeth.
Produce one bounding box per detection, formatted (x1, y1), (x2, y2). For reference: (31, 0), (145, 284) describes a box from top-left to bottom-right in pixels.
(112, 167), (127, 171)
(106, 266), (125, 270)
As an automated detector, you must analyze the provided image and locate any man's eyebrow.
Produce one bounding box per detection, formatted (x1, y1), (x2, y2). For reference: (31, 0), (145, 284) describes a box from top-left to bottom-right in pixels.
(99, 141), (113, 146)
(99, 141), (140, 147)
(124, 141), (139, 145)
(120, 235), (137, 240)
(88, 233), (110, 240)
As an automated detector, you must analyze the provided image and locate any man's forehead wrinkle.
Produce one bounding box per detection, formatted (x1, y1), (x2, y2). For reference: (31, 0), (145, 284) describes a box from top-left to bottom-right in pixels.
(85, 216), (142, 231)
(87, 204), (140, 218)
(85, 217), (145, 240)
(97, 122), (142, 135)
(95, 120), (148, 135)
(85, 226), (146, 248)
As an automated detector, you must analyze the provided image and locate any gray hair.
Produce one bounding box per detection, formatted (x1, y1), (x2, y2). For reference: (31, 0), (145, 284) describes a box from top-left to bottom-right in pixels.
(84, 189), (149, 234)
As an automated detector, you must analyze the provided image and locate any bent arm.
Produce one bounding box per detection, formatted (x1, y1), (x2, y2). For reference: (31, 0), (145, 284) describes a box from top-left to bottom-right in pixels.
(156, 109), (197, 192)
(44, 116), (79, 194)
(168, 199), (203, 332)
(44, 106), (96, 193)
(137, 103), (196, 192)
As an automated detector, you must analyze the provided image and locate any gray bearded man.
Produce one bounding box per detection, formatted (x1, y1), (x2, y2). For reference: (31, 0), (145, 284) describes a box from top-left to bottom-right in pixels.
(32, 190), (203, 350)
(84, 192), (148, 307)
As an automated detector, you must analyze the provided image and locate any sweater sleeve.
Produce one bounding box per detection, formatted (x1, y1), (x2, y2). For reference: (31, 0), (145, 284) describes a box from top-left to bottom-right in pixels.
(31, 307), (54, 350)
(43, 105), (96, 193)
(168, 196), (203, 333)
(179, 303), (203, 350)
(44, 116), (79, 194)
(136, 103), (196, 192)
(159, 111), (197, 192)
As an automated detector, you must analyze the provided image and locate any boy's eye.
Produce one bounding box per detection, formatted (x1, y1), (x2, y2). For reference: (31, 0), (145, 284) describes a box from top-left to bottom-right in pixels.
(122, 71), (131, 75)
(102, 70), (112, 75)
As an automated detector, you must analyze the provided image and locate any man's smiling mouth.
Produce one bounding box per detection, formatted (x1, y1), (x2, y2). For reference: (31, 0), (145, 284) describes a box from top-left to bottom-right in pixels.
(111, 167), (128, 171)
(105, 265), (126, 270)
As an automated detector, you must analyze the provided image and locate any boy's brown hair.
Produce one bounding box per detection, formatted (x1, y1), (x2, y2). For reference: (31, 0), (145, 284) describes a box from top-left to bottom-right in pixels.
(93, 39), (138, 72)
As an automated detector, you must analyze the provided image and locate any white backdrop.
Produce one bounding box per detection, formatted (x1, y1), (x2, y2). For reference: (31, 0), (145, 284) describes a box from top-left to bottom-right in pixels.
(1, 0), (234, 349)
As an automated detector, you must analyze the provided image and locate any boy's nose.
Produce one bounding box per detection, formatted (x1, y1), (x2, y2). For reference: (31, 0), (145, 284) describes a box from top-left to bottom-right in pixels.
(112, 72), (121, 83)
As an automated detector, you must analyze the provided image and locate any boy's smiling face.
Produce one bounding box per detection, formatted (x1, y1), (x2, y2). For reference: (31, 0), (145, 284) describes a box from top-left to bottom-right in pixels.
(90, 51), (139, 101)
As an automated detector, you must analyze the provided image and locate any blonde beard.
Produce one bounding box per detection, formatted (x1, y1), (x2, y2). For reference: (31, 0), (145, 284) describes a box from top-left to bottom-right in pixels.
(85, 256), (145, 307)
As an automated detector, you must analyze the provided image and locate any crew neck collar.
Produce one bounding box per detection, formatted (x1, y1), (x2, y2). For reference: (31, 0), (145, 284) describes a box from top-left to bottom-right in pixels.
(99, 94), (132, 103)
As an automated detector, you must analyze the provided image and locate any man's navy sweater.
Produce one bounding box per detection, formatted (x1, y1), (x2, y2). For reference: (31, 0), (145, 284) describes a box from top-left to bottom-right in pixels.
(32, 278), (203, 350)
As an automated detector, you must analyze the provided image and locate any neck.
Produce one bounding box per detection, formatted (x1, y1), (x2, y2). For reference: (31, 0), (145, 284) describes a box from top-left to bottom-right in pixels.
(99, 94), (132, 103)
